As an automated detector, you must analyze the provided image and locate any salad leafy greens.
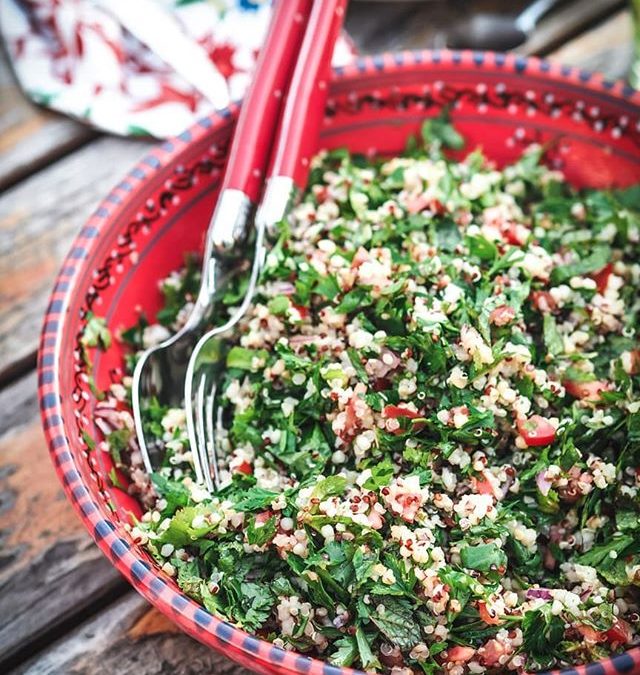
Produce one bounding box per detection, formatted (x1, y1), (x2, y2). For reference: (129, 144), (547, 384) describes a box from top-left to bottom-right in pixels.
(99, 116), (640, 673)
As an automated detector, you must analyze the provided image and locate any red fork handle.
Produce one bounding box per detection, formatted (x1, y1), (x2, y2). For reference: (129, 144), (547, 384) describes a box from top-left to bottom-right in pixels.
(268, 0), (349, 189)
(221, 0), (313, 202)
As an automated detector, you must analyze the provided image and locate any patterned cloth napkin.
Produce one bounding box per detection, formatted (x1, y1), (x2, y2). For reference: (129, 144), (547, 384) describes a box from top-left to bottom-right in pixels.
(0, 0), (356, 138)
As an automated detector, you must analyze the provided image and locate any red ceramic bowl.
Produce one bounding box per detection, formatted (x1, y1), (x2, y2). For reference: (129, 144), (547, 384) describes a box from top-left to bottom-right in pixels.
(39, 51), (640, 675)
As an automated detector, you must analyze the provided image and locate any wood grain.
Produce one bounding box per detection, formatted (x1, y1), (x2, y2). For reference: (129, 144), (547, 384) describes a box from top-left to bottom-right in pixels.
(0, 49), (95, 194)
(13, 594), (252, 675)
(346, 0), (626, 56)
(0, 136), (149, 385)
(0, 373), (127, 670)
(520, 0), (627, 57)
(548, 9), (633, 79)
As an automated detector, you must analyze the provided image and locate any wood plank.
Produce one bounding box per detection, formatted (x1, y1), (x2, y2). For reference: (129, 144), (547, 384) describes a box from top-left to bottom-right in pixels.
(547, 9), (633, 80)
(13, 594), (252, 675)
(520, 0), (627, 56)
(346, 0), (626, 56)
(0, 48), (95, 193)
(0, 373), (128, 670)
(0, 136), (149, 385)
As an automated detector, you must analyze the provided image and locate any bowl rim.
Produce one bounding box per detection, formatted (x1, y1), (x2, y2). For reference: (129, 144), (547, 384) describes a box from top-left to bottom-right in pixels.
(38, 49), (640, 675)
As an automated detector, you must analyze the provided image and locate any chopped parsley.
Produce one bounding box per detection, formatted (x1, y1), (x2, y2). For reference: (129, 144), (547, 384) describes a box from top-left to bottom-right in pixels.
(111, 120), (640, 672)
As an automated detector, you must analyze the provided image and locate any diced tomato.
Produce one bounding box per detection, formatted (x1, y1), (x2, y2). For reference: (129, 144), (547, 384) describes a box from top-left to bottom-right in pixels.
(406, 193), (447, 216)
(383, 405), (425, 435)
(367, 510), (385, 529)
(623, 349), (640, 375)
(445, 645), (476, 663)
(592, 263), (613, 294)
(396, 493), (423, 522)
(530, 290), (557, 313)
(427, 197), (447, 216)
(564, 379), (610, 402)
(406, 193), (431, 215)
(255, 511), (272, 526)
(577, 618), (631, 646)
(114, 399), (130, 412)
(480, 639), (508, 667)
(351, 247), (369, 269)
(576, 624), (601, 643)
(383, 405), (421, 419)
(291, 304), (309, 320)
(516, 415), (556, 447)
(502, 222), (529, 246)
(471, 472), (497, 497)
(478, 601), (502, 626)
(233, 460), (253, 475)
(489, 305), (515, 326)
(313, 185), (329, 203)
(605, 617), (632, 645)
(344, 395), (362, 436)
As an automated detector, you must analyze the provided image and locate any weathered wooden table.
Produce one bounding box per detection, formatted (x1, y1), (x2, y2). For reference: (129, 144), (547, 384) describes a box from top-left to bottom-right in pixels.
(0, 2), (636, 673)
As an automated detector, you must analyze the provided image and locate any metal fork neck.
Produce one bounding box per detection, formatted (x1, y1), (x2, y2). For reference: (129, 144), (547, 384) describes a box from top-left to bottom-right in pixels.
(255, 176), (297, 233)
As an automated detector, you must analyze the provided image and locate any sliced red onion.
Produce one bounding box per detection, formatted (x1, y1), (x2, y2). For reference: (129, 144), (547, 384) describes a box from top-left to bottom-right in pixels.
(272, 281), (296, 296)
(501, 473), (515, 498)
(94, 408), (120, 425)
(536, 470), (552, 496)
(526, 588), (553, 600)
(289, 335), (316, 347)
(95, 399), (117, 410)
(94, 417), (113, 437)
(580, 589), (592, 602)
(365, 348), (400, 379)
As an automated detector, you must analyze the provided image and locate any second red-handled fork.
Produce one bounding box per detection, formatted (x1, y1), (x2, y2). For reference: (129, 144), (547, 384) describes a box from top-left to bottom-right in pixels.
(185, 0), (349, 493)
(132, 0), (315, 484)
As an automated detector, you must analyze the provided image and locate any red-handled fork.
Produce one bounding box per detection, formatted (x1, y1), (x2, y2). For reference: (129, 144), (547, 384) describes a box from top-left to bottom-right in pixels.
(185, 0), (349, 493)
(132, 0), (314, 483)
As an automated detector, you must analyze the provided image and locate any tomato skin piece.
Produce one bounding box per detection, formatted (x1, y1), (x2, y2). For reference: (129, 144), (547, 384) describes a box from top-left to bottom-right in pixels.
(255, 510), (273, 526)
(489, 305), (515, 326)
(291, 304), (309, 320)
(351, 247), (369, 270)
(383, 405), (425, 435)
(564, 379), (609, 402)
(576, 624), (601, 643)
(623, 349), (640, 375)
(530, 290), (557, 313)
(592, 263), (613, 294)
(577, 618), (631, 645)
(480, 639), (508, 667)
(502, 222), (529, 246)
(383, 405), (421, 419)
(472, 476), (495, 496)
(313, 185), (329, 203)
(478, 601), (502, 626)
(233, 460), (253, 475)
(605, 617), (632, 645)
(406, 193), (430, 215)
(445, 646), (476, 663)
(516, 415), (556, 447)
(343, 395), (362, 436)
(367, 510), (385, 529)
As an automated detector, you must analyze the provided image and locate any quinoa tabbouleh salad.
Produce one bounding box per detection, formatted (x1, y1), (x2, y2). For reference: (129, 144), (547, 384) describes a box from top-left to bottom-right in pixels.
(92, 116), (640, 674)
